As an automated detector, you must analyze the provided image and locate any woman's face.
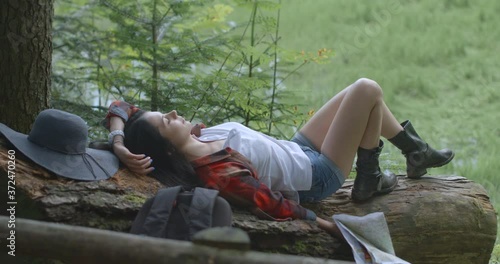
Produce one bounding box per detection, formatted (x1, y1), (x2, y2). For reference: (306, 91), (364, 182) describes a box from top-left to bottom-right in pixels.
(142, 110), (192, 148)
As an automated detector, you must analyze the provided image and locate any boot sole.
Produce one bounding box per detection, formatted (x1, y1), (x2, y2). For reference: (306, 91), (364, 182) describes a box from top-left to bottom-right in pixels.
(352, 177), (399, 202)
(408, 152), (456, 179)
(377, 177), (399, 195)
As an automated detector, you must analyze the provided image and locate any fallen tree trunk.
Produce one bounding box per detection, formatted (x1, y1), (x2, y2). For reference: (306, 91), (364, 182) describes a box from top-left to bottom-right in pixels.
(0, 216), (353, 264)
(0, 139), (497, 263)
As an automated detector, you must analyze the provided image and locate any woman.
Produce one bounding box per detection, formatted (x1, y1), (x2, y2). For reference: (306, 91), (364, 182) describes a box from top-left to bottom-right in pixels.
(103, 78), (454, 236)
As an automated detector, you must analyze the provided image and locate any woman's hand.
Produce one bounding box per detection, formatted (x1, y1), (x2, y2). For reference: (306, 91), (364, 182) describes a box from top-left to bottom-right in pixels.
(113, 141), (154, 175)
(190, 123), (206, 137)
(108, 116), (153, 175)
(316, 217), (346, 242)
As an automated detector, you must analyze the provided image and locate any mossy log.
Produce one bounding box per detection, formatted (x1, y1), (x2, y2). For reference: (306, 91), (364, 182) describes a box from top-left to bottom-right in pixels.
(0, 139), (497, 264)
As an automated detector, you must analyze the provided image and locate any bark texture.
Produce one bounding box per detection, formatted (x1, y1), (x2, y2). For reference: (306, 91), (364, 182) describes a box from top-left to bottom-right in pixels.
(0, 0), (53, 133)
(0, 138), (497, 264)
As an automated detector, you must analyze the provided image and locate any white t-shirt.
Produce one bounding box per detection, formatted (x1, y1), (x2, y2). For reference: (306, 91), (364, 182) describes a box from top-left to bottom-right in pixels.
(198, 122), (312, 192)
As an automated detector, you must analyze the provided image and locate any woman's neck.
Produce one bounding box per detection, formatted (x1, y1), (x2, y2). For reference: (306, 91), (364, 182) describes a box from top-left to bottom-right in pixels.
(180, 135), (224, 161)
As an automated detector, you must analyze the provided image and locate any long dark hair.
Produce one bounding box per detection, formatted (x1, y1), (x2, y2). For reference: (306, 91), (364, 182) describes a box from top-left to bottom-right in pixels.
(123, 110), (202, 188)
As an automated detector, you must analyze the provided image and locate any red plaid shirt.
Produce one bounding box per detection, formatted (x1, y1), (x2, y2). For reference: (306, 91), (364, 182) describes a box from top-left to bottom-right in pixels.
(191, 147), (315, 221)
(103, 100), (316, 221)
(102, 100), (140, 129)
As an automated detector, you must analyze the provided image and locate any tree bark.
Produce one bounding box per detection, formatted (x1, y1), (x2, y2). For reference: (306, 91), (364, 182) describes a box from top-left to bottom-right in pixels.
(0, 0), (53, 133)
(0, 138), (497, 264)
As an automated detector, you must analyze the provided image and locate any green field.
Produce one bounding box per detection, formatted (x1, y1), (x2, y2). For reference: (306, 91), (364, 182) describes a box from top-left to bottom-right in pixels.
(273, 0), (499, 261)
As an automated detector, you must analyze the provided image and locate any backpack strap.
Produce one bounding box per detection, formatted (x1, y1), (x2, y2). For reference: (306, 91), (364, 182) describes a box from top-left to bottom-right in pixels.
(188, 187), (219, 238)
(142, 186), (183, 238)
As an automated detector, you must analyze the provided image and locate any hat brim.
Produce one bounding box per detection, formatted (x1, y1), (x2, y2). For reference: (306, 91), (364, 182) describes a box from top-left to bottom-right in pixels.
(0, 123), (118, 181)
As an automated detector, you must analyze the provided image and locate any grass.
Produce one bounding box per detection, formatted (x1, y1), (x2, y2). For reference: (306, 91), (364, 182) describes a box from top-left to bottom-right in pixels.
(270, 0), (499, 261)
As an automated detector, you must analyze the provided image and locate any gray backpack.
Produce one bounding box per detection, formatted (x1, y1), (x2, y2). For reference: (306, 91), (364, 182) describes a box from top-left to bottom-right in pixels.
(130, 186), (233, 241)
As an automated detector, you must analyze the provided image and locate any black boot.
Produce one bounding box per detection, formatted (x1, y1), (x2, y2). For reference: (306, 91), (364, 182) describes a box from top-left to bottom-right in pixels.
(389, 120), (454, 179)
(352, 140), (398, 202)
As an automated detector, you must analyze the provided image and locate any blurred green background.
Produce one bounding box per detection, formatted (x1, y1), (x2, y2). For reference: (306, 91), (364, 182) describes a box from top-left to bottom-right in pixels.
(276, 0), (500, 184)
(275, 0), (500, 260)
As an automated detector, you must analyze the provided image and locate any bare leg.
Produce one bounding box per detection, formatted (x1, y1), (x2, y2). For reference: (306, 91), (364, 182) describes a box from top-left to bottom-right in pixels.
(381, 101), (403, 139)
(300, 79), (403, 148)
(299, 78), (402, 178)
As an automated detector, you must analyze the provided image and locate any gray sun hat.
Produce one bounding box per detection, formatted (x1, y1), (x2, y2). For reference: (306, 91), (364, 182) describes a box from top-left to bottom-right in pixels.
(0, 109), (118, 181)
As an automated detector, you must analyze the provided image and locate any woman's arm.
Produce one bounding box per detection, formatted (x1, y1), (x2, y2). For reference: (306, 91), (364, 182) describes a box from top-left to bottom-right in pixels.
(102, 101), (153, 174)
(316, 216), (345, 242)
(104, 100), (204, 174)
(216, 173), (316, 221)
(110, 116), (154, 175)
(203, 162), (346, 241)
(193, 149), (316, 221)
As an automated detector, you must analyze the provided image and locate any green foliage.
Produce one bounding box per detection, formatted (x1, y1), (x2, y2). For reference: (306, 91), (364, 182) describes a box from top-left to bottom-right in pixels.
(54, 0), (227, 112)
(492, 244), (500, 264)
(204, 0), (331, 137)
(52, 0), (330, 140)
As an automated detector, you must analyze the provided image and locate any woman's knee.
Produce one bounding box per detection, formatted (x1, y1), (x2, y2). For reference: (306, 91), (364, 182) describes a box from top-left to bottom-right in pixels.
(352, 78), (383, 98)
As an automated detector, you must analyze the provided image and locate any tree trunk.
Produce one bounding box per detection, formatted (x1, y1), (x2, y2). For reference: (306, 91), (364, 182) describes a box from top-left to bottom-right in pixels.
(0, 216), (353, 264)
(0, 138), (497, 264)
(0, 0), (53, 133)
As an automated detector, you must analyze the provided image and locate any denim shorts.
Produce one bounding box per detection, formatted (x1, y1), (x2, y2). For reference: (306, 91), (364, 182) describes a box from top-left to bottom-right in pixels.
(292, 133), (345, 203)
